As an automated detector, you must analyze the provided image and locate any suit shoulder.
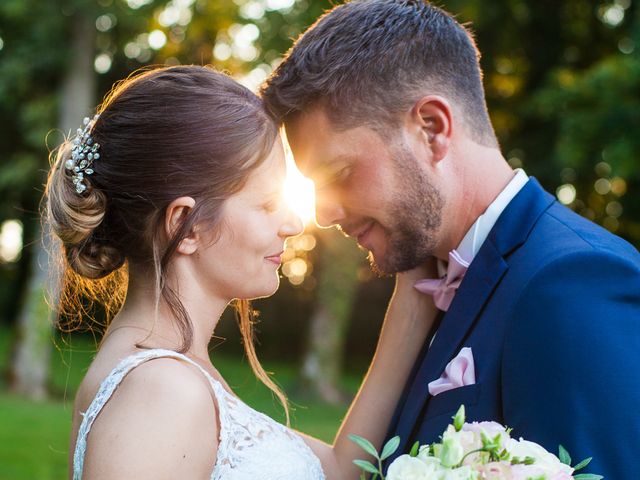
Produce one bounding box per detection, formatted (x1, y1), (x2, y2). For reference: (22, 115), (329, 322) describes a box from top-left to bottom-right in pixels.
(546, 203), (636, 255)
(521, 202), (640, 267)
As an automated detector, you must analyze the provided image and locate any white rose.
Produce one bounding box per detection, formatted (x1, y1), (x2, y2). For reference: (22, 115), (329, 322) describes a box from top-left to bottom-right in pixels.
(433, 426), (477, 467)
(416, 449), (445, 469)
(505, 438), (574, 476)
(387, 454), (441, 480)
(438, 465), (478, 480)
(462, 421), (510, 447)
(441, 425), (481, 459)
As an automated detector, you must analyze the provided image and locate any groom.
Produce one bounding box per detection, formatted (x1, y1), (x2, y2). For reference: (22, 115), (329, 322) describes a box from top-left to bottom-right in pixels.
(262, 0), (640, 477)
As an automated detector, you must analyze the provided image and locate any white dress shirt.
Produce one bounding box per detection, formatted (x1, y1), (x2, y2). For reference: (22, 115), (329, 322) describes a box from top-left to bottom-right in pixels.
(437, 169), (529, 278)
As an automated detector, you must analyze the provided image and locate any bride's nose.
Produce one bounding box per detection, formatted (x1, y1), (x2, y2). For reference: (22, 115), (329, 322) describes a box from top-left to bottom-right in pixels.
(279, 209), (304, 238)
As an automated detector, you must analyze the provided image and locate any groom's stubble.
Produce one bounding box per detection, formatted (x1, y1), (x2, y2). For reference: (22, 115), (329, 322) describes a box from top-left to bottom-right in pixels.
(368, 142), (444, 276)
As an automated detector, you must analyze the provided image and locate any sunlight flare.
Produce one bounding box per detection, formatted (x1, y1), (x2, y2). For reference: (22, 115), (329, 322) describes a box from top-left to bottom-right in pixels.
(283, 139), (315, 225)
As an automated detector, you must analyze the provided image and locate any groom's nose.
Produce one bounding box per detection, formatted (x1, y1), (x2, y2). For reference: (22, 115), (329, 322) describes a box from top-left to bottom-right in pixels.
(315, 191), (346, 228)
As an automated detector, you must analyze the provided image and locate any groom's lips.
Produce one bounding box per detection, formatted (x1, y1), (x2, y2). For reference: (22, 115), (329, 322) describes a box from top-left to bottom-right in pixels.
(354, 222), (375, 247)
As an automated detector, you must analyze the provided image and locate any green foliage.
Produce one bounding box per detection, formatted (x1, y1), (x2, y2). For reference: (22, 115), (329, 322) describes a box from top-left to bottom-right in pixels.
(558, 444), (572, 465)
(453, 404), (465, 431)
(409, 440), (420, 457)
(348, 433), (402, 480)
(349, 434), (379, 458)
(380, 436), (400, 461)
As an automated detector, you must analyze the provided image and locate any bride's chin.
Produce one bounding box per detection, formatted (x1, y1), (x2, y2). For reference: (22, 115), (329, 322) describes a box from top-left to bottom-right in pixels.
(245, 278), (281, 300)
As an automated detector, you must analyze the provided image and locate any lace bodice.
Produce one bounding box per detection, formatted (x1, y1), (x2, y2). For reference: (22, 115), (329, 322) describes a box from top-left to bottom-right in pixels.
(72, 349), (326, 480)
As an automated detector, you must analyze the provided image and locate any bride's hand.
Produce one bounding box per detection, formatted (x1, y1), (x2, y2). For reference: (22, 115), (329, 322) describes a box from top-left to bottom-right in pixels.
(393, 257), (438, 299)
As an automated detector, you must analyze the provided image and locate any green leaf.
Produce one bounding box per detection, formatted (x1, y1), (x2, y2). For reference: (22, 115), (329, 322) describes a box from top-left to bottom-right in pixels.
(409, 441), (421, 457)
(573, 457), (593, 471)
(558, 445), (571, 466)
(573, 474), (603, 480)
(453, 404), (466, 431)
(353, 459), (380, 474)
(480, 431), (490, 448)
(380, 436), (400, 460)
(349, 434), (380, 459)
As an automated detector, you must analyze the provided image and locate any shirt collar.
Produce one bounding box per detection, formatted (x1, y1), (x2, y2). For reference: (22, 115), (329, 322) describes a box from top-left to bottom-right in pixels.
(456, 168), (529, 265)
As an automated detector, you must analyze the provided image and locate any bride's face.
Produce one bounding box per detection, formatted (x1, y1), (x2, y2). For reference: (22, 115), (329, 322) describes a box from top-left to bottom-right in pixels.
(194, 138), (303, 300)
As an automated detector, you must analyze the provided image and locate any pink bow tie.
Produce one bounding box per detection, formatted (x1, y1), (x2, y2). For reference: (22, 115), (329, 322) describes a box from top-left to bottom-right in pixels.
(414, 250), (469, 311)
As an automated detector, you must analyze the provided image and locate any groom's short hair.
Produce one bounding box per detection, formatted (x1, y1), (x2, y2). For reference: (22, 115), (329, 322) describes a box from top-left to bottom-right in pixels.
(261, 0), (497, 147)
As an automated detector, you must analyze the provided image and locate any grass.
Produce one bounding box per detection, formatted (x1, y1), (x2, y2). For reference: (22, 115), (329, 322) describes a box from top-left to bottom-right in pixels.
(0, 328), (361, 480)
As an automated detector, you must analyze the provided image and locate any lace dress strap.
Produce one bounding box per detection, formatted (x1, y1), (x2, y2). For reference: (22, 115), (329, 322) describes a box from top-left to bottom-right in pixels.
(72, 348), (227, 480)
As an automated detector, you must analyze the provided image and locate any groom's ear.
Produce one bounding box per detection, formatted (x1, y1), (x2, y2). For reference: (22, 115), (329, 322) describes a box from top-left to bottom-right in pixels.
(410, 95), (453, 163)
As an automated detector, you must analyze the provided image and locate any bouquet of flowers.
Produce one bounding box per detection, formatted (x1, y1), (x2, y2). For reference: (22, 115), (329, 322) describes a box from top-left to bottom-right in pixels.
(350, 406), (602, 480)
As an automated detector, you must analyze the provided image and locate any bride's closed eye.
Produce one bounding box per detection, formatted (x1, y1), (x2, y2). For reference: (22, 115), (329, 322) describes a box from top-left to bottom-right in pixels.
(262, 201), (278, 213)
(261, 194), (283, 213)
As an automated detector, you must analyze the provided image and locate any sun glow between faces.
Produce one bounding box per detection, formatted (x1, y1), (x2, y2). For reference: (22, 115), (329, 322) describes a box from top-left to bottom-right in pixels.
(283, 158), (316, 226)
(282, 135), (315, 226)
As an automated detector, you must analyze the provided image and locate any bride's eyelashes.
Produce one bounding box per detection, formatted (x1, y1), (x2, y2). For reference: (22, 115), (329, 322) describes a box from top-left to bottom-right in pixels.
(260, 193), (285, 214)
(261, 200), (278, 213)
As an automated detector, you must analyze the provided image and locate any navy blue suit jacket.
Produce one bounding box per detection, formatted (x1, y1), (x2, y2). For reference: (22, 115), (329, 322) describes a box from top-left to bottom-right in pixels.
(383, 178), (640, 479)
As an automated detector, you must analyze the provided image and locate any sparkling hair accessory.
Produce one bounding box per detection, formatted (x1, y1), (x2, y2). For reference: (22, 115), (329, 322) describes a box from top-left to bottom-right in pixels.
(65, 114), (100, 194)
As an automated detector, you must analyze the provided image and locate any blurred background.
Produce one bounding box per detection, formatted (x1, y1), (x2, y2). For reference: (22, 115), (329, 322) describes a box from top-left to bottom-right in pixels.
(0, 0), (638, 478)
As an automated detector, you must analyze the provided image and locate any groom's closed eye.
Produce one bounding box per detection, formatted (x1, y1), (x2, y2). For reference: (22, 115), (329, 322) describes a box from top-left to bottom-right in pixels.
(315, 165), (352, 190)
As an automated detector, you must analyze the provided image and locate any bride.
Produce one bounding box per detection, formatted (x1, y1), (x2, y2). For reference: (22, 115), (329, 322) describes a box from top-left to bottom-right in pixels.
(45, 65), (438, 479)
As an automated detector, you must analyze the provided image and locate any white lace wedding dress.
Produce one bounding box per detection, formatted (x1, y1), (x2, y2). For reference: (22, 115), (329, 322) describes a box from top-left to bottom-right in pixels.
(72, 348), (326, 479)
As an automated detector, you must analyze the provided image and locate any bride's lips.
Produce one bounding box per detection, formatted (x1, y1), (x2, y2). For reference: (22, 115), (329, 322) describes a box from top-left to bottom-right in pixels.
(265, 251), (284, 265)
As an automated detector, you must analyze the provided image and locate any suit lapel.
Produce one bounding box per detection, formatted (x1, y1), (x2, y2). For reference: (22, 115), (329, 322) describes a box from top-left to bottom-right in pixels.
(391, 178), (556, 457)
(393, 240), (507, 455)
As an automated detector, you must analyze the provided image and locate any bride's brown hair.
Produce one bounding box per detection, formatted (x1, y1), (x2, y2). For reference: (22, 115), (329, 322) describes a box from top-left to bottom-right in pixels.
(45, 65), (289, 421)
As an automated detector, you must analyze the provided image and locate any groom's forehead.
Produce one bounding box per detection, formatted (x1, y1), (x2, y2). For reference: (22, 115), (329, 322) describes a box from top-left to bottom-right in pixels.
(284, 112), (339, 172)
(285, 109), (375, 176)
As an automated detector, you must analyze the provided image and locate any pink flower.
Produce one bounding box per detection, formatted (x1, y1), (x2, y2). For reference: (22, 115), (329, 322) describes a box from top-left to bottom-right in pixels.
(549, 472), (574, 480)
(510, 464), (546, 480)
(462, 421), (509, 440)
(475, 461), (513, 479)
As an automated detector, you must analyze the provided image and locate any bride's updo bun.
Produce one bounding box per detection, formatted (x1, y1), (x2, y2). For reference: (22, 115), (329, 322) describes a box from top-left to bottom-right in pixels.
(47, 143), (124, 280)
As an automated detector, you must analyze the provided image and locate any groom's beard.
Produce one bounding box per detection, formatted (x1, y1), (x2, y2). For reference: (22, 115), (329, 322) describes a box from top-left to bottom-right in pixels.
(369, 146), (444, 276)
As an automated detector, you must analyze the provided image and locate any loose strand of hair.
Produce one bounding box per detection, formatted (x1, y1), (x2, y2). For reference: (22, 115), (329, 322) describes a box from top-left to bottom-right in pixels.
(235, 299), (290, 426)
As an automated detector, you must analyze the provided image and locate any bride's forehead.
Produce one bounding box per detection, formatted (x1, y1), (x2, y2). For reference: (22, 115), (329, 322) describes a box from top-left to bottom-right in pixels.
(237, 146), (287, 194)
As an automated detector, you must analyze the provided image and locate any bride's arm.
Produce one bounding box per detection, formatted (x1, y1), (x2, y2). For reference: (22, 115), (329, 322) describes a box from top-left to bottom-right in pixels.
(301, 259), (439, 479)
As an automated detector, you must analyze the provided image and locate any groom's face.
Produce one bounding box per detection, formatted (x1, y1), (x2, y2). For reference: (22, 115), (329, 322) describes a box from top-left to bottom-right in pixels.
(286, 109), (444, 274)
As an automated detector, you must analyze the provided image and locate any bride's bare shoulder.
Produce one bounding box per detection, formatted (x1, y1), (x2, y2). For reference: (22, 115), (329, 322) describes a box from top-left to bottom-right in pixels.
(77, 354), (219, 479)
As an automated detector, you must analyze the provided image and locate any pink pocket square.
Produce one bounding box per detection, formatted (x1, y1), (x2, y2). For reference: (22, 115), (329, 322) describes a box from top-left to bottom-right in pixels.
(428, 347), (476, 396)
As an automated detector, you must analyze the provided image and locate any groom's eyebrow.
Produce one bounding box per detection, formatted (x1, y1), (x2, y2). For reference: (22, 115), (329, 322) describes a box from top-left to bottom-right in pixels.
(305, 154), (353, 185)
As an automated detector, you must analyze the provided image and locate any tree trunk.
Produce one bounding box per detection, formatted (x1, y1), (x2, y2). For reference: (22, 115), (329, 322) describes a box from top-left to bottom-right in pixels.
(10, 13), (95, 400)
(300, 228), (363, 404)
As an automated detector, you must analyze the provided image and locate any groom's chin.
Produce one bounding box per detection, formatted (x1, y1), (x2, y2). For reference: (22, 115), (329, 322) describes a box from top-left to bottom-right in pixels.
(367, 252), (396, 278)
(367, 246), (430, 277)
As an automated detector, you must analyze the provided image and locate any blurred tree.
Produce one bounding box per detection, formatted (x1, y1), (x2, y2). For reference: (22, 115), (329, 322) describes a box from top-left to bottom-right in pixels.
(0, 0), (72, 399)
(299, 228), (363, 404)
(443, 0), (639, 246)
(7, 3), (101, 399)
(530, 3), (640, 242)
